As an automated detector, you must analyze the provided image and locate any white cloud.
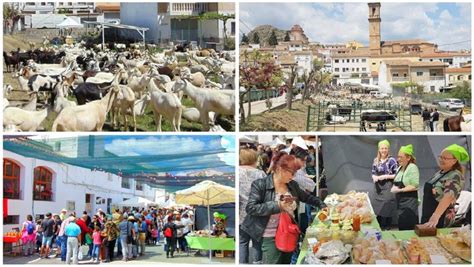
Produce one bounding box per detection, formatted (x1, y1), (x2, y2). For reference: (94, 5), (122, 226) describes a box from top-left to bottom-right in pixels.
(105, 136), (220, 156)
(240, 3), (471, 49)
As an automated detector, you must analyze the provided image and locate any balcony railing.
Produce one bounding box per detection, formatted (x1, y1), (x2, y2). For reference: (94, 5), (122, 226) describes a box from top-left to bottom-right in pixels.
(429, 76), (445, 81)
(391, 77), (409, 82)
(170, 3), (209, 16)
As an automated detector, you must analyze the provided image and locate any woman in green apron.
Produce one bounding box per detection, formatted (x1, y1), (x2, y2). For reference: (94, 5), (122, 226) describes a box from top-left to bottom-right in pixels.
(371, 139), (398, 230)
(422, 144), (470, 228)
(391, 144), (419, 230)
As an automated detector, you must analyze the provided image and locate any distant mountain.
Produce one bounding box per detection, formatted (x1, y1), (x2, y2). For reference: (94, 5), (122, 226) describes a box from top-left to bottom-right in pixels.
(247, 25), (288, 46)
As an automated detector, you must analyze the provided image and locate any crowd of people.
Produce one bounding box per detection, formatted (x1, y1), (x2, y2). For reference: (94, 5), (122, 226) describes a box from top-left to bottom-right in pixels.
(239, 136), (470, 264)
(19, 206), (195, 264)
(239, 137), (326, 264)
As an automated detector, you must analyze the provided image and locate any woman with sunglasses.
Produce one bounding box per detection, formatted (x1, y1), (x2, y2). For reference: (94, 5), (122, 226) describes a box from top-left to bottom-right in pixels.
(422, 144), (470, 228)
(241, 152), (327, 264)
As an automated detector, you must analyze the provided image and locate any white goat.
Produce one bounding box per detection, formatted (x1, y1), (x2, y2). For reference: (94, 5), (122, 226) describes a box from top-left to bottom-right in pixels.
(4, 106), (49, 131)
(182, 107), (215, 125)
(127, 74), (151, 98)
(52, 86), (120, 131)
(172, 79), (234, 131)
(111, 85), (137, 131)
(3, 84), (13, 96)
(148, 78), (182, 132)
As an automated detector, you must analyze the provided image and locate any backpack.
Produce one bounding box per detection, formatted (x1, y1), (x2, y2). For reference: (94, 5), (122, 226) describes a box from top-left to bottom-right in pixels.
(164, 226), (173, 238)
(26, 222), (35, 235)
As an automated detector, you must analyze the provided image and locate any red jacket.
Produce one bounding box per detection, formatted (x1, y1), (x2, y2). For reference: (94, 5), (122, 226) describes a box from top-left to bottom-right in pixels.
(76, 218), (90, 243)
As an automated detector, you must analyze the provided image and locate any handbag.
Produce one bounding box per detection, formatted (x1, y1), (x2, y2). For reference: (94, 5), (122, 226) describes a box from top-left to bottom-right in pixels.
(275, 212), (301, 253)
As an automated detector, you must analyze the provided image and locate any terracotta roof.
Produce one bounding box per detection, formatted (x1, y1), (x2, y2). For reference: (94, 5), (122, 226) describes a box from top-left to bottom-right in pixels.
(381, 39), (434, 46)
(95, 3), (120, 12)
(290, 24), (304, 32)
(383, 59), (447, 67)
(278, 54), (296, 65)
(383, 59), (412, 66)
(409, 61), (447, 67)
(420, 52), (471, 58)
(331, 47), (370, 58)
(446, 67), (471, 73)
(292, 51), (312, 56)
(371, 71), (379, 77)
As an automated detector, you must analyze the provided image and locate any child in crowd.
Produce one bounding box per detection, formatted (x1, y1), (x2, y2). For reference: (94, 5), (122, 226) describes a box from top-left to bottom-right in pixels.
(91, 225), (102, 263)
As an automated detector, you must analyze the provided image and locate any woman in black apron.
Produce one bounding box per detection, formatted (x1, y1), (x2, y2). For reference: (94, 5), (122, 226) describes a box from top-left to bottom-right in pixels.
(422, 144), (470, 228)
(391, 144), (419, 230)
(371, 140), (398, 230)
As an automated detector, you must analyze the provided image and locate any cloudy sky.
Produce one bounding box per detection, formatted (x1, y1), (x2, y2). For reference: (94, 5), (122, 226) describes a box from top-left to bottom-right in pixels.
(240, 2), (471, 50)
(102, 135), (236, 175)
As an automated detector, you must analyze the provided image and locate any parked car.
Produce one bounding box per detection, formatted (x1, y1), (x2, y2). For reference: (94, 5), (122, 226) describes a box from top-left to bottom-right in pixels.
(369, 91), (390, 99)
(410, 104), (423, 115)
(438, 98), (464, 110)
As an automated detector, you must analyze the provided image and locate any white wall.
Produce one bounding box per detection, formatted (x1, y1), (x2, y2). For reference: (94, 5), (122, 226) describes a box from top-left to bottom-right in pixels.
(377, 62), (392, 94)
(4, 151), (157, 232)
(120, 3), (160, 43)
(331, 57), (370, 76)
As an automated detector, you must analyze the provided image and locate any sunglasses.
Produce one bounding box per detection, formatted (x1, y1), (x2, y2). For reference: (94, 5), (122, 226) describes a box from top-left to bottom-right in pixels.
(438, 155), (456, 161)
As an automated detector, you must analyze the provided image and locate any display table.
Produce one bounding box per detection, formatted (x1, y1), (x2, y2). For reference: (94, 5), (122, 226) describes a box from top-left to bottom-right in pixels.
(185, 236), (235, 251)
(3, 236), (21, 243)
(297, 214), (381, 264)
(381, 228), (452, 240)
(3, 235), (22, 256)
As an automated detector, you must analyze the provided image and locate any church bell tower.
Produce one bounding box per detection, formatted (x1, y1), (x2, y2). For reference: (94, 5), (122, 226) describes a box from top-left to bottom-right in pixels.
(368, 2), (381, 56)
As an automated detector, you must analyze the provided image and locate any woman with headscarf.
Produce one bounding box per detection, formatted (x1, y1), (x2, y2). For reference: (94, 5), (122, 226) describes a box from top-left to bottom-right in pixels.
(422, 144), (470, 228)
(391, 144), (419, 230)
(371, 140), (398, 230)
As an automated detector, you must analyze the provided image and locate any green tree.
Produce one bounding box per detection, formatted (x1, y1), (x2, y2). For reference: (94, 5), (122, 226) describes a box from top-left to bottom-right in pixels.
(268, 30), (278, 46)
(449, 81), (471, 100)
(241, 33), (249, 44)
(284, 31), (291, 42)
(240, 50), (283, 122)
(3, 3), (20, 35)
(252, 32), (260, 44)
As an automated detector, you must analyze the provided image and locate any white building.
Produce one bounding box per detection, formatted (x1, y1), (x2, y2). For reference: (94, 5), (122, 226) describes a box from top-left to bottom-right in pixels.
(331, 48), (372, 85)
(3, 150), (158, 232)
(17, 2), (96, 15)
(419, 52), (471, 68)
(293, 51), (313, 76)
(121, 2), (235, 48)
(378, 59), (447, 94)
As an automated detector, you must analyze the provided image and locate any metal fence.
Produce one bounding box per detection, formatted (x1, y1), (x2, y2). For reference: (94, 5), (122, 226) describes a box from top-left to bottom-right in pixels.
(306, 100), (412, 132)
(241, 89), (280, 103)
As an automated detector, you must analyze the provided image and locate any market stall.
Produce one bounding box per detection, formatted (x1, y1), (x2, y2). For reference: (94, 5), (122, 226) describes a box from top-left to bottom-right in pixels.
(175, 180), (236, 261)
(297, 191), (471, 264)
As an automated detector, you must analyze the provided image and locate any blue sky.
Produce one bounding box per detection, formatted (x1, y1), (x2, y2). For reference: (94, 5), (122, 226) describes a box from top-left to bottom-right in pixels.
(103, 135), (235, 175)
(240, 2), (471, 50)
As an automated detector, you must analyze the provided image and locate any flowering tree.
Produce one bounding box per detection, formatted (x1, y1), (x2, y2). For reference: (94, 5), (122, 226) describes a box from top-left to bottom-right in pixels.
(240, 49), (283, 122)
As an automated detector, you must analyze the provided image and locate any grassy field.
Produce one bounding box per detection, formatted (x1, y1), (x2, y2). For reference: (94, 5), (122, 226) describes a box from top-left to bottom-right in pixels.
(4, 73), (235, 132)
(3, 31), (235, 132)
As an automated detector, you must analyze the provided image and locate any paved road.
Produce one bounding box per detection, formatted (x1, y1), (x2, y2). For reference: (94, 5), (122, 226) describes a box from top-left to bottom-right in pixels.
(243, 93), (302, 115)
(4, 241), (235, 265)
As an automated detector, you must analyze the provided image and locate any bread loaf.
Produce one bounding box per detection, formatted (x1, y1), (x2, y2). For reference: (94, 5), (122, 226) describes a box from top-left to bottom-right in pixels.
(415, 224), (437, 237)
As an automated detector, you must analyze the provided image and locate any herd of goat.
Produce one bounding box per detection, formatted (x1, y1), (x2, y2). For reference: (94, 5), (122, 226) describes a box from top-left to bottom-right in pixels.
(3, 41), (236, 132)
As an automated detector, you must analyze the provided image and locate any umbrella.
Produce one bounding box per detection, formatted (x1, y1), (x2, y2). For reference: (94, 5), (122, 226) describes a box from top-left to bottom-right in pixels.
(175, 180), (235, 261)
(115, 196), (156, 208)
